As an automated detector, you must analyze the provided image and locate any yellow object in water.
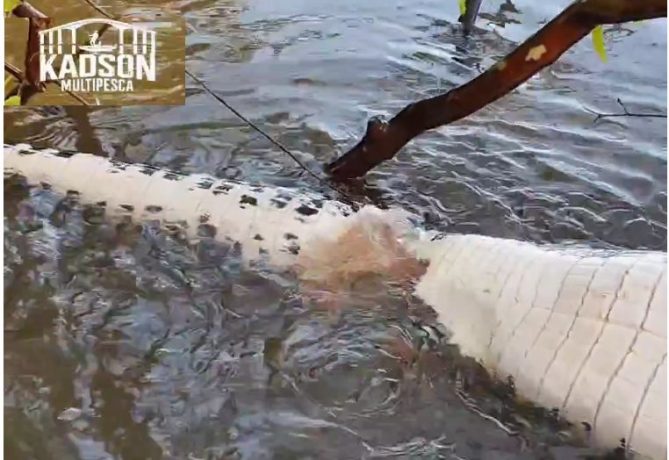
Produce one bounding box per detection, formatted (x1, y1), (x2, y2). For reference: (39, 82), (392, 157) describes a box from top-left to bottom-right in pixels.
(458, 0), (466, 16)
(592, 25), (607, 63)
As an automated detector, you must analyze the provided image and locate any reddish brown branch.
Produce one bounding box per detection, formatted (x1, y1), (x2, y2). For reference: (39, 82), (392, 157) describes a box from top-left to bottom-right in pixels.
(6, 2), (94, 105)
(11, 2), (51, 102)
(326, 0), (667, 179)
(5, 62), (91, 106)
(4, 63), (23, 81)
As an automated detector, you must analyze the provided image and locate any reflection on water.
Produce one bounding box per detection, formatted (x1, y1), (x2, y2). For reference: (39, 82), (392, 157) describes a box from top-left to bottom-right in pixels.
(4, 0), (667, 458)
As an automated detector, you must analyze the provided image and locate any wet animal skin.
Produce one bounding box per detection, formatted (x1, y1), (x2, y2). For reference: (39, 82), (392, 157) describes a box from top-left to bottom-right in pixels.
(4, 144), (666, 460)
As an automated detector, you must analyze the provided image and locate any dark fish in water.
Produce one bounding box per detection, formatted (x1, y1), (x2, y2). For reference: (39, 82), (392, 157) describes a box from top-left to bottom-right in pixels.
(458, 0), (483, 35)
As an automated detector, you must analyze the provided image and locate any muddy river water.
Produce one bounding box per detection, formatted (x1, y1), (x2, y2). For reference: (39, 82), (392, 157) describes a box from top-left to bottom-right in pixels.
(4, 0), (667, 459)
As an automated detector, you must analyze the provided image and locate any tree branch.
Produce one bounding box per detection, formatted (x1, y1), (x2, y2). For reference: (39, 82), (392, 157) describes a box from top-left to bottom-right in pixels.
(12, 1), (51, 97)
(325, 0), (667, 179)
(586, 98), (667, 122)
(5, 2), (97, 105)
(5, 62), (91, 106)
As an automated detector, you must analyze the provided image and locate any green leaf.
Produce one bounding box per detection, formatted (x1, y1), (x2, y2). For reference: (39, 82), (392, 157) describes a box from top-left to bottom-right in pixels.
(5, 95), (21, 106)
(5, 76), (15, 93)
(592, 25), (607, 63)
(4, 0), (21, 14)
(458, 0), (466, 16)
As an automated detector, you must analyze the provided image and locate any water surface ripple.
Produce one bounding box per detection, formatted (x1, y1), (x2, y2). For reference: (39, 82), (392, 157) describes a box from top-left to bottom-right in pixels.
(4, 0), (667, 458)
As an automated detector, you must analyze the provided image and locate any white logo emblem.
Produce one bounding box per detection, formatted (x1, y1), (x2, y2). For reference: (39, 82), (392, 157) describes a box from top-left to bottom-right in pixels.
(39, 19), (156, 93)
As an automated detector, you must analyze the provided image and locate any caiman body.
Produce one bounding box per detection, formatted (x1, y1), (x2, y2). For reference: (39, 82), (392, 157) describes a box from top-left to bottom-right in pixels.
(4, 144), (667, 459)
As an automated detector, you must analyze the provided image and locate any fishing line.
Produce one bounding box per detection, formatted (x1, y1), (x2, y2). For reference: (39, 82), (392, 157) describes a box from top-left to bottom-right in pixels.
(83, 0), (363, 206)
(184, 69), (362, 207)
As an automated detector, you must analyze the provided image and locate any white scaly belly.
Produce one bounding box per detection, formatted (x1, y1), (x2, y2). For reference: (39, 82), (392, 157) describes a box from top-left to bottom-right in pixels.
(415, 234), (666, 459)
(4, 144), (666, 459)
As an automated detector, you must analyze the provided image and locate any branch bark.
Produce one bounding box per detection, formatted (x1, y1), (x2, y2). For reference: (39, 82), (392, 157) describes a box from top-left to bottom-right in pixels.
(5, 62), (91, 105)
(325, 0), (667, 179)
(6, 2), (96, 105)
(11, 1), (51, 102)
